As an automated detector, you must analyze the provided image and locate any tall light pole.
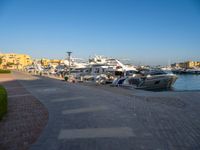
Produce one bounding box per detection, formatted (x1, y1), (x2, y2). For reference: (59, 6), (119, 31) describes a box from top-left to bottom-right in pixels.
(66, 51), (72, 75)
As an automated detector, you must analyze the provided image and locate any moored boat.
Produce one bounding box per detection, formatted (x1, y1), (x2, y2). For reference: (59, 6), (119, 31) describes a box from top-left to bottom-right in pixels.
(112, 69), (178, 90)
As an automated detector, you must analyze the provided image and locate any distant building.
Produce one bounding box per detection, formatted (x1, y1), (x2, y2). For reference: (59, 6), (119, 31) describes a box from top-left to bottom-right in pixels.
(0, 53), (32, 69)
(171, 61), (200, 69)
(171, 63), (180, 68)
(40, 58), (50, 66)
(50, 59), (62, 66)
(41, 58), (62, 67)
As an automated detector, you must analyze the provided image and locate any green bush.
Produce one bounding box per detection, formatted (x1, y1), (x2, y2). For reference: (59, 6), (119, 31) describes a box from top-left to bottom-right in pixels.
(0, 85), (7, 120)
(0, 69), (11, 74)
(64, 76), (69, 81)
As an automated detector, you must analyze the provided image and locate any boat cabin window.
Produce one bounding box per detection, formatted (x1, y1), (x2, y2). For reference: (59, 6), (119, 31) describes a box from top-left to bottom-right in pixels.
(115, 71), (123, 76)
(125, 70), (139, 76)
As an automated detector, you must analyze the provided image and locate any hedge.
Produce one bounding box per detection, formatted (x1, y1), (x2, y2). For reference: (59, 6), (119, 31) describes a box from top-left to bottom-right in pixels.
(0, 69), (11, 74)
(0, 85), (7, 120)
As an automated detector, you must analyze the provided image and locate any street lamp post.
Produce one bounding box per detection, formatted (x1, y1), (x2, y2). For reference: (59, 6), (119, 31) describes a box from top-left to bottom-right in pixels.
(66, 51), (72, 75)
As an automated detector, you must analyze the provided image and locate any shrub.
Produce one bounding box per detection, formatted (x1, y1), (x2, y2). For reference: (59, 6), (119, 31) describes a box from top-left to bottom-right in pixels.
(64, 76), (68, 81)
(0, 69), (11, 74)
(0, 85), (7, 120)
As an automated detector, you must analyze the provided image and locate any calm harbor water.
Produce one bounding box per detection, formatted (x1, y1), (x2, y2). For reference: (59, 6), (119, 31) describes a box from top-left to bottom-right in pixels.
(173, 74), (200, 91)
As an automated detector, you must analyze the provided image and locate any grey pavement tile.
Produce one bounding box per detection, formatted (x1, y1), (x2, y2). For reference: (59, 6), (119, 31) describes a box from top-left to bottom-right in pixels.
(8, 93), (31, 98)
(51, 96), (86, 102)
(58, 127), (135, 140)
(62, 106), (108, 115)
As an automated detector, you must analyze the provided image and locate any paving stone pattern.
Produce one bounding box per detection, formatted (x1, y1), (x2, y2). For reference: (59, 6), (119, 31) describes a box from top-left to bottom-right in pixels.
(0, 74), (48, 150)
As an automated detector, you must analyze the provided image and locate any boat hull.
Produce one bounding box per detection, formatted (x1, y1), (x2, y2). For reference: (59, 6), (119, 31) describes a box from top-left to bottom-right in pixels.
(122, 74), (177, 90)
(137, 75), (177, 90)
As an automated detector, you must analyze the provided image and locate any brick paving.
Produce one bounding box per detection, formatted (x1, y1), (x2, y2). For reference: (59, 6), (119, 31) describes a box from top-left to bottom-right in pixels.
(0, 74), (48, 150)
(2, 71), (200, 150)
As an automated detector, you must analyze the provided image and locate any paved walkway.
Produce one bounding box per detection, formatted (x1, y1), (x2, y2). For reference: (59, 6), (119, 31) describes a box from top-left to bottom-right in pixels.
(6, 71), (200, 149)
(0, 73), (48, 150)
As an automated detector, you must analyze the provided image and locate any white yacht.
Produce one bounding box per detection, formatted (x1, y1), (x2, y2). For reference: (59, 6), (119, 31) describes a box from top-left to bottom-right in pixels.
(83, 55), (136, 83)
(113, 70), (178, 90)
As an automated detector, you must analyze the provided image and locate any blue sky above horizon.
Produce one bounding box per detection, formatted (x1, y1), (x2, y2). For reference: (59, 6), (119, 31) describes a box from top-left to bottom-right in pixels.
(0, 0), (200, 65)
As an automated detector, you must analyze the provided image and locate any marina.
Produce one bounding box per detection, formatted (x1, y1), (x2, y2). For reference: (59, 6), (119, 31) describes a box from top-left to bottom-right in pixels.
(0, 0), (200, 149)
(24, 55), (178, 91)
(22, 55), (200, 92)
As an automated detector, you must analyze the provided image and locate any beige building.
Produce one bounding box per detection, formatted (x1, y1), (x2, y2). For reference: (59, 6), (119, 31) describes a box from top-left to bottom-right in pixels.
(171, 61), (200, 69)
(0, 53), (32, 69)
(41, 58), (62, 67)
(40, 58), (50, 66)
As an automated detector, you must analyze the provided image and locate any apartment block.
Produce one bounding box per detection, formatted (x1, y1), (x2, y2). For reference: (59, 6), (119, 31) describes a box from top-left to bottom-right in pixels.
(0, 53), (32, 69)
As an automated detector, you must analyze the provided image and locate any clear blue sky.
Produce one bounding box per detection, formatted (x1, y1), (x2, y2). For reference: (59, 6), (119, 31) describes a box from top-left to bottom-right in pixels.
(0, 0), (200, 65)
